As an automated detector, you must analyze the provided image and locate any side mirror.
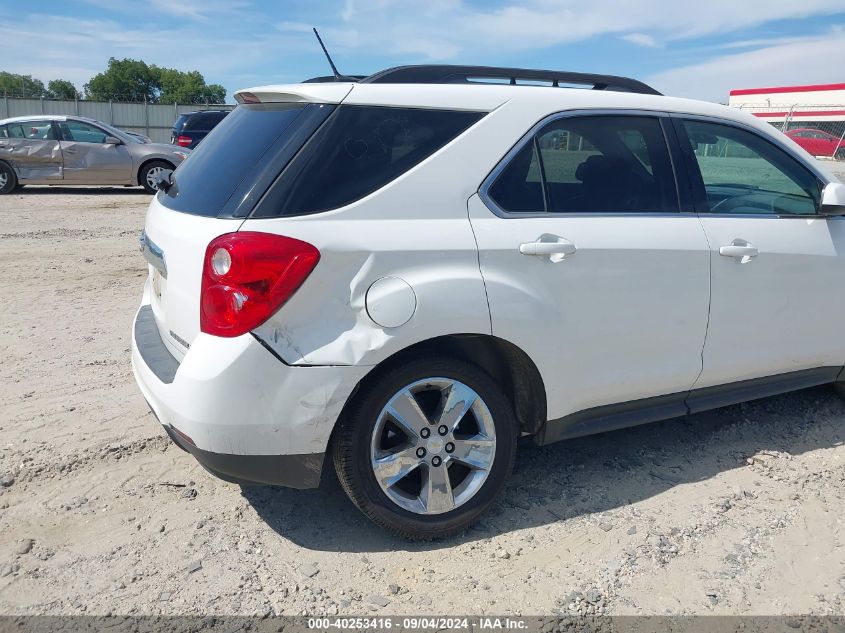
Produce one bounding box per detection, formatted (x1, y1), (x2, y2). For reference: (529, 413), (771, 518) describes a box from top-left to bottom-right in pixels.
(104, 136), (122, 145)
(820, 181), (845, 217)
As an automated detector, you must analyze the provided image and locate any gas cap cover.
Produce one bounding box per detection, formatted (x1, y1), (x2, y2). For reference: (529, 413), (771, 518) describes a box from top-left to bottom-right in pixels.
(365, 277), (417, 328)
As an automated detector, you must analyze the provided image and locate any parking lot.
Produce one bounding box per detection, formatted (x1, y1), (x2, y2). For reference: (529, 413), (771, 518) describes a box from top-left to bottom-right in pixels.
(1, 180), (845, 616)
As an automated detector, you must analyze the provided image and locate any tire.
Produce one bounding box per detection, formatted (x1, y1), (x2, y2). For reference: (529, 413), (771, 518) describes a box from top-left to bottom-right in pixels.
(0, 162), (17, 195)
(332, 356), (517, 539)
(836, 148), (845, 161)
(139, 160), (173, 194)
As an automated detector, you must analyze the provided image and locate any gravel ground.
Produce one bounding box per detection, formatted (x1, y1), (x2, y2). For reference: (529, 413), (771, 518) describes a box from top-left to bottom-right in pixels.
(1, 179), (845, 617)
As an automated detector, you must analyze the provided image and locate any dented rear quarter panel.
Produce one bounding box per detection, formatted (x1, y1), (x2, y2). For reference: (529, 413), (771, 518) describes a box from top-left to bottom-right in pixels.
(242, 99), (559, 367)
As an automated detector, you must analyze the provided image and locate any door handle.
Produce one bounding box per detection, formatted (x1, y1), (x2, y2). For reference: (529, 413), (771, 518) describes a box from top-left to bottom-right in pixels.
(64, 148), (76, 154)
(719, 244), (758, 259)
(519, 241), (577, 256)
(519, 237), (577, 263)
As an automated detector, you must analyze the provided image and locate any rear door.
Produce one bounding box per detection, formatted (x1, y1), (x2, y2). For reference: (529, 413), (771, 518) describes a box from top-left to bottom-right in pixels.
(1, 120), (63, 181)
(470, 113), (711, 425)
(674, 117), (845, 391)
(56, 120), (133, 183)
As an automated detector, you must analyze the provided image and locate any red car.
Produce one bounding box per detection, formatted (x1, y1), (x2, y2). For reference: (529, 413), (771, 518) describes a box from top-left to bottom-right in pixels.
(784, 128), (845, 158)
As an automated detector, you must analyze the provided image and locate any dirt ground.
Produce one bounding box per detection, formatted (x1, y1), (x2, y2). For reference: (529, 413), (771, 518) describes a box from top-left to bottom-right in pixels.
(1, 174), (845, 617)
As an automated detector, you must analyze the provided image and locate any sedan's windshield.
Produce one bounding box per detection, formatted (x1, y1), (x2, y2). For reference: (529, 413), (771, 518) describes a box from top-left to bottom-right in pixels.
(87, 119), (142, 144)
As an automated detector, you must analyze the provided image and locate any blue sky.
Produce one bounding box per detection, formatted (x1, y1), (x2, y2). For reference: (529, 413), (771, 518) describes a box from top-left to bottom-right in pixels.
(1, 0), (843, 103)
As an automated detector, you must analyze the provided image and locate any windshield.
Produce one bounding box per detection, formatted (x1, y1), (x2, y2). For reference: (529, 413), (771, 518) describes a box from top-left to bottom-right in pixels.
(88, 119), (142, 144)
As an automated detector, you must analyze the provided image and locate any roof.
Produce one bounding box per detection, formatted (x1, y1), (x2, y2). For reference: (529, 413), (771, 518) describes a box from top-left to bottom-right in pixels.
(730, 83), (845, 97)
(235, 80), (750, 121)
(0, 114), (94, 124)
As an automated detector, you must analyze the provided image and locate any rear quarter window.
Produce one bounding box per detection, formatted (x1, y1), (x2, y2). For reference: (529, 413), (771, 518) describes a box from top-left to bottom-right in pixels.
(253, 105), (485, 217)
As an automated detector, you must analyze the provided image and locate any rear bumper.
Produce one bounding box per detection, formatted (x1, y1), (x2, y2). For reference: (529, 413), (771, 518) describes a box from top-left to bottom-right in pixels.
(131, 295), (370, 489)
(162, 423), (323, 488)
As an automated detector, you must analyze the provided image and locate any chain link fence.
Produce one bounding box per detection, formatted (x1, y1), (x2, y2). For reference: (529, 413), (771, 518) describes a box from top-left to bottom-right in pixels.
(732, 104), (845, 161)
(1, 96), (235, 143)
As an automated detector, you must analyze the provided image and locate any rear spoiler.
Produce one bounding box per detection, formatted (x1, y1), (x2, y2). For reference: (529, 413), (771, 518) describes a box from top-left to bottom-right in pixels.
(234, 83), (353, 105)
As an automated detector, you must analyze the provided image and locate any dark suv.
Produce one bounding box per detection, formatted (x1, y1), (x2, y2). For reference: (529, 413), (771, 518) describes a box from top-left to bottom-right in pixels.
(171, 110), (230, 149)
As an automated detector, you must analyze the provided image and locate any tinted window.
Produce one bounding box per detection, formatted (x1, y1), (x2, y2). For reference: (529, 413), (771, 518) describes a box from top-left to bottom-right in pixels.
(184, 111), (228, 130)
(254, 106), (484, 217)
(173, 114), (189, 131)
(5, 120), (56, 140)
(0, 126), (7, 138)
(681, 120), (821, 215)
(159, 103), (320, 216)
(489, 116), (678, 214)
(488, 141), (545, 212)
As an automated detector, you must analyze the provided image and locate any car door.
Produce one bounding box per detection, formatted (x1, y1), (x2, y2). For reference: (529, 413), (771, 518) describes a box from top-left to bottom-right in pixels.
(1, 120), (63, 181)
(815, 131), (839, 157)
(57, 120), (133, 184)
(801, 131), (822, 156)
(469, 113), (711, 432)
(673, 116), (845, 396)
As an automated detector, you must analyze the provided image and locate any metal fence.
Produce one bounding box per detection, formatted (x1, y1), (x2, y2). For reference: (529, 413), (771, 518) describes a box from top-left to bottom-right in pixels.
(732, 104), (845, 161)
(1, 96), (235, 143)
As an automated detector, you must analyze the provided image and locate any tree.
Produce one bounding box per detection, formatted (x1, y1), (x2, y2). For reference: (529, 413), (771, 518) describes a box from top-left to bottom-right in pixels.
(46, 79), (80, 100)
(84, 57), (159, 102)
(0, 72), (46, 98)
(84, 57), (226, 103)
(157, 68), (225, 104)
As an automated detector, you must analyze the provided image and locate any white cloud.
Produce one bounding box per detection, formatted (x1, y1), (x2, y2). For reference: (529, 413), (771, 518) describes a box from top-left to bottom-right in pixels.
(0, 14), (301, 94)
(269, 0), (845, 61)
(647, 28), (845, 102)
(81, 0), (250, 22)
(622, 33), (660, 48)
(4, 2), (845, 103)
(277, 21), (315, 33)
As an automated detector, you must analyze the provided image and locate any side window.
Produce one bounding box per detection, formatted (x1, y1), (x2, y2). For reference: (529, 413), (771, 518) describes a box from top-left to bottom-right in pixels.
(487, 141), (544, 212)
(6, 121), (56, 140)
(256, 106), (484, 217)
(487, 115), (678, 214)
(681, 120), (821, 215)
(59, 120), (108, 143)
(0, 125), (7, 138)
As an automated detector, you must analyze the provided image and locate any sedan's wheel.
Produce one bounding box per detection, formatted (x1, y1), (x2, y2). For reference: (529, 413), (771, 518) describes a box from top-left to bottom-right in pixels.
(140, 161), (173, 194)
(333, 356), (517, 539)
(0, 162), (17, 195)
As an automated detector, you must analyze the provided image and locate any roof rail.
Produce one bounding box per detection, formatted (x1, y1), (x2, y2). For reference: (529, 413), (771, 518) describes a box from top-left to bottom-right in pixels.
(359, 65), (661, 95)
(303, 74), (368, 83)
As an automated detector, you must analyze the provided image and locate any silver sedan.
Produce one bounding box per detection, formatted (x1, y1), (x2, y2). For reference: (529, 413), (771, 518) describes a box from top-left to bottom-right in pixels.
(0, 115), (190, 194)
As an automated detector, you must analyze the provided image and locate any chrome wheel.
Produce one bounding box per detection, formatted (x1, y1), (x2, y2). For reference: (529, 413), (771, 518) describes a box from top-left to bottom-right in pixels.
(145, 165), (171, 190)
(0, 170), (7, 189)
(370, 378), (496, 515)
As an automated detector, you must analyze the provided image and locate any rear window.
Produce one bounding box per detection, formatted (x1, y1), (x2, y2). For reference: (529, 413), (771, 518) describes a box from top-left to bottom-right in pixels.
(159, 103), (330, 217)
(183, 111), (228, 130)
(253, 105), (484, 217)
(172, 114), (189, 131)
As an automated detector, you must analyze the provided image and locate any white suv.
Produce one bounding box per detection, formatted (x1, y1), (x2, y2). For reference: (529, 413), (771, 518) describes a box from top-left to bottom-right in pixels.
(132, 65), (845, 538)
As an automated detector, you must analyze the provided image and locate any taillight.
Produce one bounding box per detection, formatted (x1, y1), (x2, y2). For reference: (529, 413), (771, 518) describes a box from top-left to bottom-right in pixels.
(200, 232), (320, 337)
(176, 135), (192, 147)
